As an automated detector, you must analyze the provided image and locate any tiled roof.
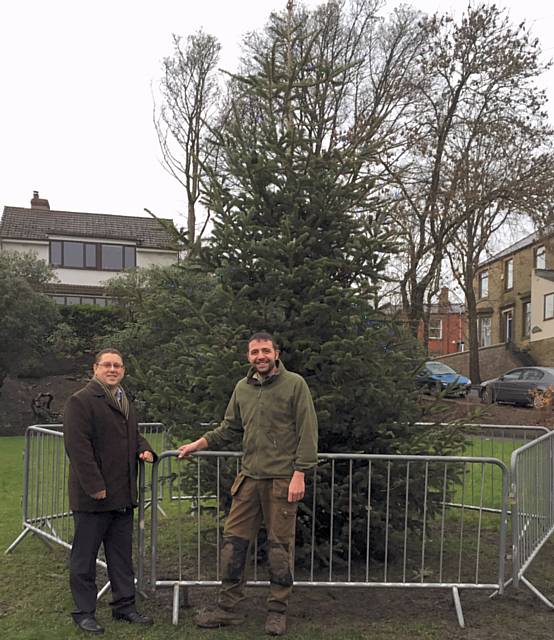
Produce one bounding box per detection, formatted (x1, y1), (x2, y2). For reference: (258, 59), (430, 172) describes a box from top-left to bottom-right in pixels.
(0, 206), (178, 251)
(478, 231), (537, 267)
(381, 303), (465, 315)
(477, 228), (554, 267)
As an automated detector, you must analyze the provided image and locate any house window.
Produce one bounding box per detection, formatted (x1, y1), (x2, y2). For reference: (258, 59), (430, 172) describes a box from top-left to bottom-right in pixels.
(50, 240), (97, 268)
(429, 318), (442, 340)
(535, 245), (546, 269)
(478, 317), (492, 347)
(545, 293), (554, 320)
(51, 295), (111, 306)
(504, 258), (513, 290)
(49, 240), (135, 271)
(522, 301), (531, 337)
(478, 270), (489, 298)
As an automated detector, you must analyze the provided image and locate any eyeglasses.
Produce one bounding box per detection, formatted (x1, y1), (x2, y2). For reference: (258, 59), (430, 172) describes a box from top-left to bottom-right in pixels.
(96, 362), (124, 369)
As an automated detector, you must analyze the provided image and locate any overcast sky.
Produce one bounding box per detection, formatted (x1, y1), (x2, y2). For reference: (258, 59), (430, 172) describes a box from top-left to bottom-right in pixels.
(1, 0), (553, 230)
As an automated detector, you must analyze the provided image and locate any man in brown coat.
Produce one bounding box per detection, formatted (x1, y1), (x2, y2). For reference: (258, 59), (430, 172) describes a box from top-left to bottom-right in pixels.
(64, 348), (155, 634)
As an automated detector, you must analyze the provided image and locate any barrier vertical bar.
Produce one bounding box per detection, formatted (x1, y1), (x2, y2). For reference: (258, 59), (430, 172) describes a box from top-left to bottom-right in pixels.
(137, 460), (146, 591)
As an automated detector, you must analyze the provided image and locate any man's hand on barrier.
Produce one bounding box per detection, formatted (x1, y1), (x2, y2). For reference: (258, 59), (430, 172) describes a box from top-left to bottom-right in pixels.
(288, 470), (305, 503)
(139, 450), (154, 463)
(178, 437), (209, 459)
(91, 490), (107, 500)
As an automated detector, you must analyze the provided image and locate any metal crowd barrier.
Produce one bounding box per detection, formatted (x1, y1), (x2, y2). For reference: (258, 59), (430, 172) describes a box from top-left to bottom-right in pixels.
(5, 423), (167, 599)
(7, 422), (554, 626)
(509, 429), (554, 609)
(454, 424), (548, 513)
(148, 450), (509, 628)
(6, 426), (74, 555)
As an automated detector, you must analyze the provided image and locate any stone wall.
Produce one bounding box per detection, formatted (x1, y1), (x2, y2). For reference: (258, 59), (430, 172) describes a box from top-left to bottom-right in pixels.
(434, 343), (527, 383)
(528, 339), (554, 368)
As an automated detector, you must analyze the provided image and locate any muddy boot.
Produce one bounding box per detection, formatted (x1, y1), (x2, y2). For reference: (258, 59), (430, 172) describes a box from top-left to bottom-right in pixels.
(194, 606), (245, 628)
(265, 611), (287, 636)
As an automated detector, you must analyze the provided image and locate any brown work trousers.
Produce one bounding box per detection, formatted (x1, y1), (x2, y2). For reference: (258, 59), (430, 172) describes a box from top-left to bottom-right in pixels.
(218, 475), (297, 614)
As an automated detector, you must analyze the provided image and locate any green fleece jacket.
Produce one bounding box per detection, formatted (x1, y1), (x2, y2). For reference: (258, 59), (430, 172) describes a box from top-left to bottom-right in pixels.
(203, 361), (318, 478)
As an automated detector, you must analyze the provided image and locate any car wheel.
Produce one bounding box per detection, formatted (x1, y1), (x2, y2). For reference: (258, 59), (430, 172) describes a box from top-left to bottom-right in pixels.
(481, 386), (495, 405)
(430, 382), (442, 397)
(532, 392), (545, 410)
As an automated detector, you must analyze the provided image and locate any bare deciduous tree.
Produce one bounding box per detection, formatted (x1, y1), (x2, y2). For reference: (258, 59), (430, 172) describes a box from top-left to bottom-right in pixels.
(155, 31), (221, 245)
(379, 4), (554, 361)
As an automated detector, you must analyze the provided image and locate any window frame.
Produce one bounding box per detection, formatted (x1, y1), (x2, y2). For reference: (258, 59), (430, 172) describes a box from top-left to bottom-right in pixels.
(504, 258), (514, 291)
(544, 293), (554, 321)
(478, 270), (489, 298)
(478, 316), (492, 347)
(49, 240), (136, 271)
(428, 318), (442, 340)
(522, 300), (531, 338)
(502, 307), (514, 342)
(51, 294), (111, 306)
(535, 245), (546, 270)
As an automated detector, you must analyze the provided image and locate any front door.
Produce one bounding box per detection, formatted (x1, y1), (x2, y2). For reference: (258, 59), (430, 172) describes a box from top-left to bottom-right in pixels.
(502, 309), (514, 343)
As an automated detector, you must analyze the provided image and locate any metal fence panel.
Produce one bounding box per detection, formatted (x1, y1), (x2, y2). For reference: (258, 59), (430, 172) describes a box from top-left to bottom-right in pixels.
(510, 430), (554, 608)
(148, 450), (510, 627)
(7, 421), (554, 624)
(6, 423), (167, 598)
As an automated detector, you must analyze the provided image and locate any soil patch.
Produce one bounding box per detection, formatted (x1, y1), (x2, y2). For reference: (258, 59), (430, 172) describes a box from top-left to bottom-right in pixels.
(424, 393), (554, 429)
(148, 561), (554, 639)
(0, 373), (87, 435)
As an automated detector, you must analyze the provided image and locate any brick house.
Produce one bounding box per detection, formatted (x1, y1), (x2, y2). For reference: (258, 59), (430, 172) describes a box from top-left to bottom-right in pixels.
(0, 192), (179, 305)
(382, 287), (466, 356)
(474, 230), (554, 365)
(418, 287), (466, 356)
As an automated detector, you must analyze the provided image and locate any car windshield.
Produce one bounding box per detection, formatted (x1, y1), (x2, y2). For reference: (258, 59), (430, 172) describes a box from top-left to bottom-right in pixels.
(426, 362), (456, 375)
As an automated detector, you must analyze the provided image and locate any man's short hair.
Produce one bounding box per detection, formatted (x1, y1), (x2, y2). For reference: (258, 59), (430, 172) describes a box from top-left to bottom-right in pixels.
(248, 332), (279, 351)
(94, 348), (124, 364)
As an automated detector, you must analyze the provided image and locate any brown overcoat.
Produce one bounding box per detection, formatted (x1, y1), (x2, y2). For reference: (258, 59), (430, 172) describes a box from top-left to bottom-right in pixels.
(63, 379), (154, 512)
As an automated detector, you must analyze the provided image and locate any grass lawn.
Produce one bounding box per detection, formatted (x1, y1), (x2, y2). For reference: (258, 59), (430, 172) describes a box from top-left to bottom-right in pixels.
(1, 435), (554, 640)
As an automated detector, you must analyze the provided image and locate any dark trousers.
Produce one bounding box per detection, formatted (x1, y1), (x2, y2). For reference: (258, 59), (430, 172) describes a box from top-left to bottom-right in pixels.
(70, 509), (135, 621)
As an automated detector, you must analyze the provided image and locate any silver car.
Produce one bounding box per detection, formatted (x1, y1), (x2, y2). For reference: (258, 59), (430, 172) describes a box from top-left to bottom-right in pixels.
(479, 366), (554, 408)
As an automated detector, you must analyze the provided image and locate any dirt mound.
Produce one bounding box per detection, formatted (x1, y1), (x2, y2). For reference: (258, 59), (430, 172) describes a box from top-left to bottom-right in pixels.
(424, 393), (553, 429)
(0, 373), (87, 435)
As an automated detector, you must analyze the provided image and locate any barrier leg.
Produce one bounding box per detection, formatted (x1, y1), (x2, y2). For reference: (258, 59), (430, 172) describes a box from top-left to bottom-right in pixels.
(5, 527), (32, 554)
(97, 581), (111, 600)
(172, 584), (181, 625)
(490, 577), (513, 599)
(452, 587), (465, 628)
(520, 576), (554, 609)
(35, 531), (54, 551)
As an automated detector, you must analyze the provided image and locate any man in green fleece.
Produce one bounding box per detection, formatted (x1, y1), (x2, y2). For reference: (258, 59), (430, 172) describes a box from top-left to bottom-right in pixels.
(178, 331), (318, 636)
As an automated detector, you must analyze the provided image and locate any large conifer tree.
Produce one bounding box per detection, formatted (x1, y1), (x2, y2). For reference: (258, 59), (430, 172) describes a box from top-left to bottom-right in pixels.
(109, 2), (465, 564)
(199, 1), (421, 452)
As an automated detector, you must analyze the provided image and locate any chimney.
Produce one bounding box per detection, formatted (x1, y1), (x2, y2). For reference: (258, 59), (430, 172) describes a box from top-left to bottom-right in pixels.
(438, 286), (450, 308)
(30, 190), (50, 210)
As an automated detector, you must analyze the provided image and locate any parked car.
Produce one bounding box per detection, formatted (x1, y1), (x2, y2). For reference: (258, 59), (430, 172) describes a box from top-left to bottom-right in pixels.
(416, 361), (472, 397)
(479, 366), (554, 407)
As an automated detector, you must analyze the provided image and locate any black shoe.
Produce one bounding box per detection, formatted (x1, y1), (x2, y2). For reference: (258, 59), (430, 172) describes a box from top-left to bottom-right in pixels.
(75, 616), (104, 634)
(112, 610), (154, 625)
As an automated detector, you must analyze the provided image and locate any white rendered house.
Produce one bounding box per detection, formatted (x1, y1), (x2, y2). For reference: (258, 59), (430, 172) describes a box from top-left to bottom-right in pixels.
(0, 192), (179, 305)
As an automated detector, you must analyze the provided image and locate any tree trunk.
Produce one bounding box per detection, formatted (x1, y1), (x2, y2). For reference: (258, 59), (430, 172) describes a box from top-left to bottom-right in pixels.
(466, 285), (481, 384)
(188, 201), (196, 245)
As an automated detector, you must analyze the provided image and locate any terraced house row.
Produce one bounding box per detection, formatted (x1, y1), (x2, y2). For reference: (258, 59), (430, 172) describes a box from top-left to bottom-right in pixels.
(475, 230), (554, 366)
